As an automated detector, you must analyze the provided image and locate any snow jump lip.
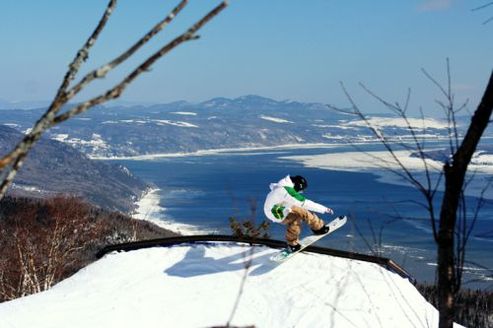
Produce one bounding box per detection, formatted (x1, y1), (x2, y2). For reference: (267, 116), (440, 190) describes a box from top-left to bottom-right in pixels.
(96, 235), (416, 284)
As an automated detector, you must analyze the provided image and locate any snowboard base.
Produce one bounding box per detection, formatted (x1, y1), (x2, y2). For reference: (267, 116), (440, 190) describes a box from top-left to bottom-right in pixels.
(270, 215), (347, 263)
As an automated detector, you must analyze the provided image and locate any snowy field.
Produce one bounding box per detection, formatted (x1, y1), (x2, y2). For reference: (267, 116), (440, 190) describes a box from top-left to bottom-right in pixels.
(0, 243), (464, 328)
(341, 117), (449, 130)
(282, 149), (493, 200)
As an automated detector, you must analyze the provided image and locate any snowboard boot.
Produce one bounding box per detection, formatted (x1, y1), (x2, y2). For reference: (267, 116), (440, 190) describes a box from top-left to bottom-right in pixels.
(288, 243), (301, 253)
(312, 224), (330, 235)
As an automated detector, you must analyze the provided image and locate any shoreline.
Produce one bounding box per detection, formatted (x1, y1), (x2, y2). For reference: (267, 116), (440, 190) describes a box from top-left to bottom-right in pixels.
(89, 137), (482, 161)
(90, 143), (342, 160)
(131, 188), (212, 236)
(88, 137), (477, 161)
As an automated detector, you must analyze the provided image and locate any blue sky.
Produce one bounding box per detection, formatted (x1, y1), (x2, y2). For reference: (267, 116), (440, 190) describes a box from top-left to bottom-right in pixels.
(1, 0), (491, 114)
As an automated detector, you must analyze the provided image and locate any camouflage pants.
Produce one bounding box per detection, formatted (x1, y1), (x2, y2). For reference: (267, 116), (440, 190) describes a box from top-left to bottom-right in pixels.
(281, 206), (325, 246)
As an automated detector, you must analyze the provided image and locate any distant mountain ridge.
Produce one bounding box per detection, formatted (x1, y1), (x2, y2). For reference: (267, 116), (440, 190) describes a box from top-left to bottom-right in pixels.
(0, 99), (51, 110)
(0, 125), (147, 212)
(0, 95), (477, 159)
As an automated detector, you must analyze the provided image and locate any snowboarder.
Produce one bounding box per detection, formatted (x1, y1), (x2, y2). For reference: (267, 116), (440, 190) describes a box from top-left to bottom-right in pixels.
(263, 175), (334, 253)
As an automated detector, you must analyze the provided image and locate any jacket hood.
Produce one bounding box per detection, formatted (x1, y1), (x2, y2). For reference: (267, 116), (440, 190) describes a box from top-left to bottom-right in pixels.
(269, 175), (294, 191)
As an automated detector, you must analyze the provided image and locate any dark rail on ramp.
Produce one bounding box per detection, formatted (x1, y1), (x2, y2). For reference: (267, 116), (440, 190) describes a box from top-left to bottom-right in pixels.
(97, 235), (416, 284)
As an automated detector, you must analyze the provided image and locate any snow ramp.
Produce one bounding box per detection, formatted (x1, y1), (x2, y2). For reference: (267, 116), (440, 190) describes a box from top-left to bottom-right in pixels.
(97, 235), (416, 284)
(0, 236), (466, 328)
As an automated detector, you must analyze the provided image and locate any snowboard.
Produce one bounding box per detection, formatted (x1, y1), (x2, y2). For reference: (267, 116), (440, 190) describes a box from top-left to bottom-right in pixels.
(270, 215), (347, 263)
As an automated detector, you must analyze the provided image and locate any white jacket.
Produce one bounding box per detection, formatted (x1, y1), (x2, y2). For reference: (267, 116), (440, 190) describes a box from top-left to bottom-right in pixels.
(263, 175), (328, 222)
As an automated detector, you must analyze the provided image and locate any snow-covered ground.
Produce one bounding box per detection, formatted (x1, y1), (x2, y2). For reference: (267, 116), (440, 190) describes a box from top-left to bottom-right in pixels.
(51, 133), (111, 157)
(101, 118), (198, 128)
(283, 149), (443, 172)
(259, 115), (294, 124)
(283, 149), (493, 200)
(342, 117), (449, 130)
(153, 119), (199, 128)
(171, 111), (197, 116)
(0, 242), (464, 328)
(132, 188), (210, 235)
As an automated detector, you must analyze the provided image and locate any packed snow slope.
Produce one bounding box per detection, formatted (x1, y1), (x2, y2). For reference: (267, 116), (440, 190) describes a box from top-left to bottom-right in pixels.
(0, 242), (463, 328)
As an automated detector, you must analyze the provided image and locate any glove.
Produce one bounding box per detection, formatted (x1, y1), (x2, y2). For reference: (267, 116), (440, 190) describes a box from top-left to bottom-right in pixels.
(325, 207), (334, 215)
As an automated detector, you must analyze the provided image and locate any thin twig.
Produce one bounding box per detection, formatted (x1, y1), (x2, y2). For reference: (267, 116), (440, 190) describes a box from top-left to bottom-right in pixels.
(472, 1), (493, 24)
(334, 82), (442, 239)
(472, 1), (493, 11)
(226, 247), (254, 327)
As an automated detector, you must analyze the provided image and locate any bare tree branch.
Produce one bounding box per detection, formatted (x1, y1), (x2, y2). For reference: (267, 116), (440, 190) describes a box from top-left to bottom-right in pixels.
(472, 1), (493, 24)
(330, 82), (441, 240)
(52, 1), (228, 125)
(63, 0), (119, 94)
(436, 69), (493, 327)
(226, 247), (254, 327)
(328, 61), (493, 328)
(361, 84), (437, 192)
(0, 0), (118, 170)
(462, 175), (492, 250)
(422, 59), (461, 156)
(64, 0), (190, 102)
(0, 0), (228, 200)
(472, 1), (493, 11)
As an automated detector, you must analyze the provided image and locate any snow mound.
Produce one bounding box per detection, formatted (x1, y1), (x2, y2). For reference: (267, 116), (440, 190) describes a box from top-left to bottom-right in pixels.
(343, 117), (449, 130)
(0, 242), (462, 328)
(259, 115), (294, 124)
